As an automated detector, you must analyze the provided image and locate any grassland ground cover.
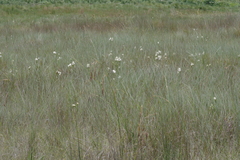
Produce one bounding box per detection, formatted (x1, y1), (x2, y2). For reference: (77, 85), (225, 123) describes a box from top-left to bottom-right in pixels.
(0, 3), (240, 159)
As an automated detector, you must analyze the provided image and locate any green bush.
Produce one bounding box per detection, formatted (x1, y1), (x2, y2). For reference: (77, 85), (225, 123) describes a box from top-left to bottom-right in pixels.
(204, 0), (215, 5)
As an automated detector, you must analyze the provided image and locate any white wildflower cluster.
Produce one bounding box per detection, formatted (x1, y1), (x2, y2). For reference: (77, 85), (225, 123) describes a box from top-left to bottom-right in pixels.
(68, 61), (75, 67)
(189, 52), (205, 57)
(193, 29), (206, 40)
(104, 52), (124, 80)
(52, 51), (62, 60)
(188, 52), (214, 68)
(107, 66), (121, 80)
(112, 75), (121, 80)
(35, 57), (40, 61)
(189, 52), (206, 66)
(115, 56), (122, 62)
(71, 102), (79, 107)
(155, 50), (162, 60)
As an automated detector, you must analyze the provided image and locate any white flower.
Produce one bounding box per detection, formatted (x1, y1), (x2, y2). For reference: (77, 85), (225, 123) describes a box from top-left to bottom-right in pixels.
(87, 64), (90, 68)
(109, 37), (113, 41)
(140, 46), (143, 51)
(68, 61), (75, 67)
(155, 55), (162, 60)
(112, 70), (116, 73)
(72, 104), (76, 107)
(56, 70), (61, 75)
(177, 68), (181, 73)
(35, 57), (40, 61)
(155, 50), (162, 60)
(115, 56), (122, 61)
(53, 51), (57, 54)
(213, 97), (217, 100)
(155, 50), (161, 56)
(57, 57), (62, 60)
(191, 63), (194, 66)
(189, 54), (194, 57)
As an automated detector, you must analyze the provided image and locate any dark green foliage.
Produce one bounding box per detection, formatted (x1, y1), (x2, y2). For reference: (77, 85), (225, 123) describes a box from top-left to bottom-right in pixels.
(0, 0), (80, 4)
(0, 0), (239, 5)
(204, 0), (215, 5)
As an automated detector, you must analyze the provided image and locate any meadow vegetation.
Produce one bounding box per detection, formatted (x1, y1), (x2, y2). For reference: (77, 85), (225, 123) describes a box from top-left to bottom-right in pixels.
(0, 2), (240, 159)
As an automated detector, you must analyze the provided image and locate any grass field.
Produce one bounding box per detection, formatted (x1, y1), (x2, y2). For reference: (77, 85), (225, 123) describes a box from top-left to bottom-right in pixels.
(1, 2), (240, 160)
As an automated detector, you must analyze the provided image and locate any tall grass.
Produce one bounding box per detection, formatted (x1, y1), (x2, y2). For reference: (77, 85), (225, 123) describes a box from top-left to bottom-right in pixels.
(0, 5), (240, 159)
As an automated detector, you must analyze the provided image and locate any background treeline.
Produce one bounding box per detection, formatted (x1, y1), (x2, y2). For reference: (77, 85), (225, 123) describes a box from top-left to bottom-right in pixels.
(0, 0), (239, 5)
